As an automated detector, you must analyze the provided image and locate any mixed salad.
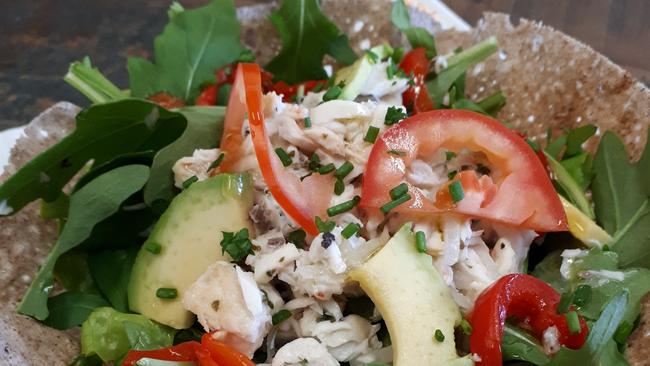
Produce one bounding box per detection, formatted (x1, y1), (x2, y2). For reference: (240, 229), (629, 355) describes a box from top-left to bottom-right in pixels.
(2, 0), (650, 365)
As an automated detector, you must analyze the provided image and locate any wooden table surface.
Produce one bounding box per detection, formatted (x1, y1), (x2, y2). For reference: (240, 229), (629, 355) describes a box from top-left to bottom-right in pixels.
(1, 0), (648, 130)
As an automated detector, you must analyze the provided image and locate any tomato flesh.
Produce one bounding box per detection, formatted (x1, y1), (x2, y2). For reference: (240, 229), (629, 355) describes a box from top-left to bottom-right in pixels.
(399, 48), (434, 113)
(360, 109), (568, 231)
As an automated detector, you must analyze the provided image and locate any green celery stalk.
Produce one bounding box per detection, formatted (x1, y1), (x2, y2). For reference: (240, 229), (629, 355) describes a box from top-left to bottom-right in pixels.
(64, 57), (128, 104)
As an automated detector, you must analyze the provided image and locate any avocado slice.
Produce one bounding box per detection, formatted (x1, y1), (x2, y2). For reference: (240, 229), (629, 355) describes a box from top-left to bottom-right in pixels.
(349, 224), (473, 366)
(128, 173), (254, 329)
(335, 44), (393, 101)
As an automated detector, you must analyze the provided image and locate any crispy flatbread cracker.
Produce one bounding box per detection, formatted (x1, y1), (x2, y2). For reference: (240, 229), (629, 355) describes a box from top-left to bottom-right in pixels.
(1, 2), (648, 365)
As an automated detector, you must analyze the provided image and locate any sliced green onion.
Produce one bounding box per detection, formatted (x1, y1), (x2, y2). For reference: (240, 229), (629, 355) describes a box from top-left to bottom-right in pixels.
(613, 321), (634, 344)
(445, 151), (457, 161)
(572, 285), (592, 308)
(275, 148), (293, 167)
(448, 181), (464, 203)
(477, 90), (506, 115)
(304, 116), (312, 128)
(341, 223), (361, 239)
(334, 178), (345, 195)
(364, 126), (380, 143)
(415, 231), (426, 253)
(557, 291), (573, 314)
(287, 229), (307, 248)
(565, 311), (581, 334)
(311, 83), (325, 93)
(380, 194), (411, 214)
(387, 149), (406, 156)
(327, 196), (361, 217)
(318, 163), (336, 174)
(144, 242), (162, 254)
(460, 319), (473, 335)
(315, 216), (336, 233)
(182, 176), (198, 189)
(207, 153), (225, 172)
(434, 329), (445, 342)
(323, 84), (343, 101)
(272, 309), (292, 325)
(389, 183), (408, 200)
(156, 288), (178, 299)
(448, 170), (457, 180)
(335, 161), (354, 179)
(309, 153), (321, 171)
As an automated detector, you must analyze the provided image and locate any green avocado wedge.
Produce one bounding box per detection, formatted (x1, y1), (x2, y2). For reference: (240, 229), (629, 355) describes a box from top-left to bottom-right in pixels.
(128, 173), (254, 329)
(349, 224), (473, 366)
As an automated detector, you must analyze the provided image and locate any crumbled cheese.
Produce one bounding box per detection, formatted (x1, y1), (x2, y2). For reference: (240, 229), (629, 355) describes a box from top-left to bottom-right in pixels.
(542, 326), (561, 354)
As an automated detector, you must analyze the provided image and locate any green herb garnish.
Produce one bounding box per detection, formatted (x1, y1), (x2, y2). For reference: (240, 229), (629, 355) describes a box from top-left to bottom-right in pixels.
(318, 163), (336, 174)
(572, 284), (592, 308)
(335, 161), (354, 179)
(334, 178), (345, 195)
(341, 223), (361, 239)
(220, 228), (254, 262)
(380, 193), (411, 214)
(144, 242), (162, 255)
(304, 116), (312, 128)
(156, 288), (178, 299)
(364, 126), (380, 143)
(287, 229), (307, 248)
(322, 83), (344, 101)
(315, 216), (336, 233)
(182, 176), (199, 189)
(557, 291), (573, 314)
(460, 319), (473, 335)
(434, 329), (445, 342)
(565, 311), (581, 334)
(415, 231), (426, 253)
(387, 149), (406, 156)
(275, 147), (293, 167)
(207, 153), (225, 172)
(384, 106), (407, 125)
(272, 309), (292, 325)
(448, 181), (464, 203)
(389, 183), (409, 200)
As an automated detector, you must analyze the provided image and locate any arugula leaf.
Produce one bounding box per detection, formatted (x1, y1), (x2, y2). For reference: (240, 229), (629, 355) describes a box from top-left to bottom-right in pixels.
(88, 248), (138, 313)
(546, 152), (595, 218)
(565, 124), (597, 157)
(266, 0), (357, 84)
(64, 57), (128, 104)
(546, 135), (568, 160)
(41, 193), (70, 220)
(144, 106), (225, 208)
(426, 37), (498, 105)
(560, 153), (593, 191)
(592, 132), (650, 268)
(69, 355), (103, 366)
(43, 292), (109, 330)
(502, 324), (550, 365)
(391, 0), (436, 57)
(0, 99), (185, 216)
(128, 0), (244, 101)
(73, 151), (155, 193)
(637, 129), (650, 196)
(81, 307), (174, 362)
(17, 165), (150, 320)
(547, 291), (629, 366)
(79, 203), (157, 251)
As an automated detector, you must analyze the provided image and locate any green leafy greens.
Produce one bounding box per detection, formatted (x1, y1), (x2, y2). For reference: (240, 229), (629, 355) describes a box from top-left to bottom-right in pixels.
(128, 0), (245, 102)
(18, 165), (150, 320)
(266, 0), (357, 84)
(391, 0), (436, 57)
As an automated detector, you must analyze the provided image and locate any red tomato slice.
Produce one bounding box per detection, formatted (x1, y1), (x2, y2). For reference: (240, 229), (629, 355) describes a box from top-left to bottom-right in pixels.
(399, 48), (434, 113)
(121, 341), (200, 366)
(148, 92), (186, 109)
(219, 63), (333, 235)
(201, 333), (255, 366)
(360, 109), (568, 231)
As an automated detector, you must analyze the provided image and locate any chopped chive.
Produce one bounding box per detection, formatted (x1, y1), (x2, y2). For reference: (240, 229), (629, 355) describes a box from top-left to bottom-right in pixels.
(274, 148), (293, 167)
(304, 116), (312, 128)
(389, 183), (409, 200)
(557, 291), (573, 314)
(323, 84), (343, 101)
(144, 242), (162, 254)
(318, 163), (336, 174)
(156, 288), (178, 299)
(287, 229), (307, 248)
(448, 170), (457, 180)
(309, 153), (321, 171)
(380, 194), (411, 214)
(364, 126), (380, 143)
(272, 309), (292, 325)
(572, 285), (592, 308)
(460, 319), (473, 335)
(327, 196), (361, 217)
(602, 244), (610, 251)
(613, 321), (634, 344)
(565, 311), (581, 334)
(386, 59), (397, 79)
(448, 181), (464, 203)
(182, 176), (198, 189)
(365, 50), (379, 63)
(341, 223), (361, 239)
(387, 149), (406, 156)
(445, 151), (457, 161)
(207, 153), (225, 172)
(434, 329), (445, 342)
(415, 231), (427, 253)
(315, 216), (336, 233)
(334, 178), (345, 195)
(384, 106), (407, 125)
(311, 83), (324, 93)
(335, 161), (354, 179)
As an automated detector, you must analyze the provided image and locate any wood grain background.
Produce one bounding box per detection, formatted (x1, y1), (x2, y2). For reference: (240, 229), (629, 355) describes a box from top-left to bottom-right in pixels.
(1, 0), (647, 130)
